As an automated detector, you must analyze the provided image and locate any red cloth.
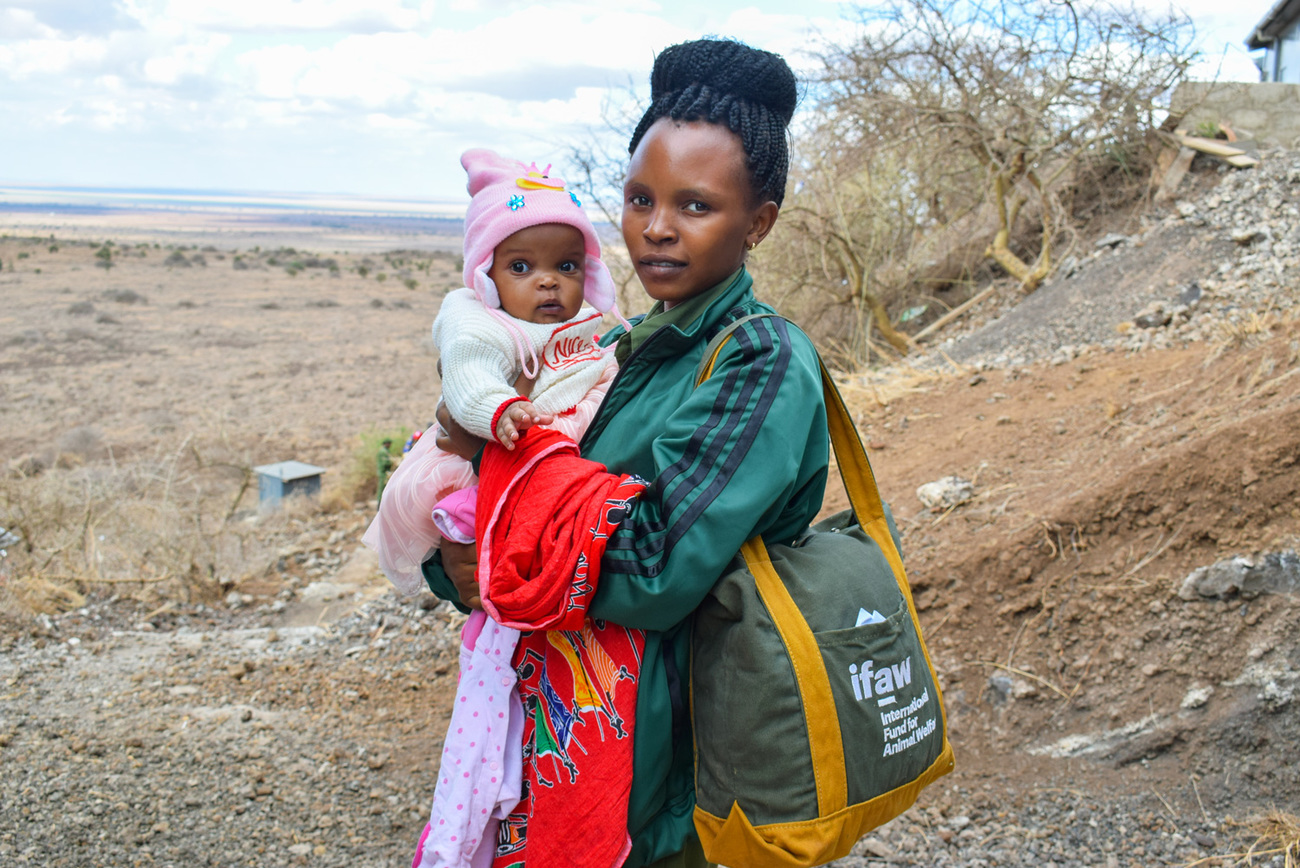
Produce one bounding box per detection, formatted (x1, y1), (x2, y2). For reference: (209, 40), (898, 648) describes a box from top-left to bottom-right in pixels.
(476, 428), (647, 868)
(477, 428), (641, 632)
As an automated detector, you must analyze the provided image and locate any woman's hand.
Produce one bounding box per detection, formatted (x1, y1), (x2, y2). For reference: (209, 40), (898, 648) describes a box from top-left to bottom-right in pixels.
(435, 400), (487, 460)
(441, 539), (482, 610)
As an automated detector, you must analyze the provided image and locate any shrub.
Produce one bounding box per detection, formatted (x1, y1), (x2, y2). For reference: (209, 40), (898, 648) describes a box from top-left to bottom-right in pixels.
(340, 427), (411, 503)
(103, 289), (147, 304)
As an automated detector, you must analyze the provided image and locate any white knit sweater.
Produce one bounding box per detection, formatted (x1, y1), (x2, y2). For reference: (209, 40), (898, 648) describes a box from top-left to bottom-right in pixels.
(431, 287), (615, 440)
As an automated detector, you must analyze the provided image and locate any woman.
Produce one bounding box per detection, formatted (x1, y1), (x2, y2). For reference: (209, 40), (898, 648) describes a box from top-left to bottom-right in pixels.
(427, 38), (829, 868)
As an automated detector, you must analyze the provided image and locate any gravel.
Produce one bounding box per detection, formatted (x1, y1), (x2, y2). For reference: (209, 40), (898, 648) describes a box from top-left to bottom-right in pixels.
(3, 589), (1287, 868)
(0, 591), (462, 868)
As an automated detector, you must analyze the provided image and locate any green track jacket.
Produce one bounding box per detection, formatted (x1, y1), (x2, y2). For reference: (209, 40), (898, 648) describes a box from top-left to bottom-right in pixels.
(425, 268), (830, 866)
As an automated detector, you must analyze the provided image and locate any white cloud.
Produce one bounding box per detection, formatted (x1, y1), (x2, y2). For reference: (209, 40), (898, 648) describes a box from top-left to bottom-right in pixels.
(0, 0), (1271, 197)
(365, 111), (425, 130)
(237, 43), (315, 99)
(141, 34), (230, 84)
(146, 0), (426, 34)
(0, 35), (109, 77)
(0, 7), (58, 40)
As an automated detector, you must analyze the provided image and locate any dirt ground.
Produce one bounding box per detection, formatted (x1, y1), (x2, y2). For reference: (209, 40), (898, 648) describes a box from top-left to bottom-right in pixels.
(0, 236), (464, 475)
(1, 194), (1298, 867)
(845, 322), (1300, 812)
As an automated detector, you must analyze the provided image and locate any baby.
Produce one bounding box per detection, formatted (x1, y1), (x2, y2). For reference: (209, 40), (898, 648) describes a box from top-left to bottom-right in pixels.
(362, 147), (625, 596)
(360, 150), (631, 868)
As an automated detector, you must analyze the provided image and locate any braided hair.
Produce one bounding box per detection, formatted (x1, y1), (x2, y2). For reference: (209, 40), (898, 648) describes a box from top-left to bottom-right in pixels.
(629, 38), (798, 207)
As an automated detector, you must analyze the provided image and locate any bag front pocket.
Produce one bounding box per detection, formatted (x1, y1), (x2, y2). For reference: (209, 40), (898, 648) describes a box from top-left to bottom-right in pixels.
(815, 598), (945, 804)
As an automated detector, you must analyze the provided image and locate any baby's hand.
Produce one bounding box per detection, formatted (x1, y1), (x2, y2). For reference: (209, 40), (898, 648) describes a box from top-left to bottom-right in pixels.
(495, 401), (553, 450)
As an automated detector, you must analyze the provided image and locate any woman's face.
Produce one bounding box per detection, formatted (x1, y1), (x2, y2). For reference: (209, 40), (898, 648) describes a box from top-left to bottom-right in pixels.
(622, 119), (777, 308)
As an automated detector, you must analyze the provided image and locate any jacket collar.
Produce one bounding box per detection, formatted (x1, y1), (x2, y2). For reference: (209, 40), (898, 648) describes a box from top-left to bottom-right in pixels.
(614, 268), (752, 365)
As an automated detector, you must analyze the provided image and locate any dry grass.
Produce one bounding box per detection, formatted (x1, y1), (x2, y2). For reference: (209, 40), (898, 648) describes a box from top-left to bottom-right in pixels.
(0, 575), (87, 616)
(0, 429), (334, 616)
(1185, 811), (1300, 868)
(1207, 311), (1279, 360)
(834, 354), (970, 412)
(1235, 811), (1300, 868)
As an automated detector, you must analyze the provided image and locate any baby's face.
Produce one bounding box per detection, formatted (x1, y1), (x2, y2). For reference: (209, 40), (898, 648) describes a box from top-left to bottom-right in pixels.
(489, 223), (586, 324)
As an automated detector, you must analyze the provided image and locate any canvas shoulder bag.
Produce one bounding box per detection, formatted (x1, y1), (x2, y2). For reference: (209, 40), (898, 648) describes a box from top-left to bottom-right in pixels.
(690, 314), (955, 868)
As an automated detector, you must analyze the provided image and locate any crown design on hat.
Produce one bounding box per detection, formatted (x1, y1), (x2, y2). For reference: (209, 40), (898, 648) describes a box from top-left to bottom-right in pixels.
(516, 163), (566, 193)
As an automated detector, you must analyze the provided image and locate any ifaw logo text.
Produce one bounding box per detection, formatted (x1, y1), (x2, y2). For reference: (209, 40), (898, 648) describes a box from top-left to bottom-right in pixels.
(848, 656), (938, 758)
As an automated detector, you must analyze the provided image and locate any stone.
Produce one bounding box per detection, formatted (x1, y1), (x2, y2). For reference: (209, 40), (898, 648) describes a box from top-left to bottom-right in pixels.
(986, 673), (1014, 704)
(859, 839), (894, 858)
(1231, 227), (1267, 245)
(917, 476), (975, 511)
(1177, 550), (1300, 600)
(1261, 679), (1295, 711)
(1134, 311), (1171, 329)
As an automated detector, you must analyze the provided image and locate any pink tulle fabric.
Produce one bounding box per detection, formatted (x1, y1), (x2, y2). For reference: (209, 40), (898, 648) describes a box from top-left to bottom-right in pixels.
(362, 362), (615, 597)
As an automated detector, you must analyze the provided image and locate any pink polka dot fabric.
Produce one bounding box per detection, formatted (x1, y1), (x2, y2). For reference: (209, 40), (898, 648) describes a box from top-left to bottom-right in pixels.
(413, 611), (524, 868)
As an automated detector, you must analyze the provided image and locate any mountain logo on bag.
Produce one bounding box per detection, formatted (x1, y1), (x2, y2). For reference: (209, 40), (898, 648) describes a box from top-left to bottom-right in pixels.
(848, 657), (913, 707)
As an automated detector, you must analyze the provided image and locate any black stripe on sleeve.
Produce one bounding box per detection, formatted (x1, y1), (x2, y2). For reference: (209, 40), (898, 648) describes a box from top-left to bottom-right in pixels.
(604, 317), (793, 577)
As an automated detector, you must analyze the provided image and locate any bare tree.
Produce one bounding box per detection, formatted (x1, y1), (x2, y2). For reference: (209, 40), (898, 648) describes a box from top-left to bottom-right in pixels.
(561, 83), (653, 319)
(767, 0), (1196, 360)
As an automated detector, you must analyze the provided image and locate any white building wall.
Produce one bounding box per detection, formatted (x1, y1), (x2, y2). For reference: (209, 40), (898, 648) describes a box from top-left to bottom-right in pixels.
(1264, 19), (1300, 82)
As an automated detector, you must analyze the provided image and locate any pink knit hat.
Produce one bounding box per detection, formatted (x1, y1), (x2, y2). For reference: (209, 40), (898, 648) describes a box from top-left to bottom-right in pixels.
(461, 148), (617, 314)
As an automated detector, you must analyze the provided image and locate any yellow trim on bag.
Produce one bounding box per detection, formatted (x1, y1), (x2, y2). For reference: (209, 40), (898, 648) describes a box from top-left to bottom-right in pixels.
(742, 537), (848, 816)
(693, 740), (955, 868)
(819, 359), (951, 749)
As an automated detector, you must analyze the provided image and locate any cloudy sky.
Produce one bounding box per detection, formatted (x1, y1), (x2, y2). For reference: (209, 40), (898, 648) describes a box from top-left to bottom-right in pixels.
(0, 0), (1272, 201)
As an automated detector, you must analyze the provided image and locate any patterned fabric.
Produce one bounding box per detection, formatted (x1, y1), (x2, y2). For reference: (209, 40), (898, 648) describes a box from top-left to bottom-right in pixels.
(474, 428), (648, 868)
(494, 620), (644, 868)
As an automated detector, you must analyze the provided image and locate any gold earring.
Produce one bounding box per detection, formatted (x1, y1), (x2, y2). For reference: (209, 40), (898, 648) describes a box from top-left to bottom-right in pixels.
(746, 241), (756, 251)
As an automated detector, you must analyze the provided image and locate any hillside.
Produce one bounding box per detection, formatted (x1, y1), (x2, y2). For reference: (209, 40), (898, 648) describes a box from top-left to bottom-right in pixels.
(0, 149), (1297, 867)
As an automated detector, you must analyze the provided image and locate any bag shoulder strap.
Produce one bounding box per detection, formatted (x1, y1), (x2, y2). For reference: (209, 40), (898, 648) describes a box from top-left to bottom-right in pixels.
(693, 313), (901, 571)
(694, 313), (779, 386)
